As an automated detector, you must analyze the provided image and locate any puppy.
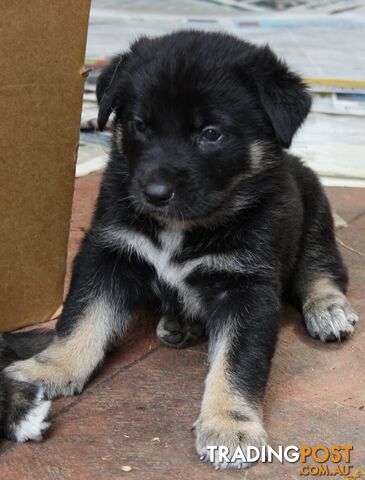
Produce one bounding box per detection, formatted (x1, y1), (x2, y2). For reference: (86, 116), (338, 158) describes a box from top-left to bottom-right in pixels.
(2, 31), (358, 468)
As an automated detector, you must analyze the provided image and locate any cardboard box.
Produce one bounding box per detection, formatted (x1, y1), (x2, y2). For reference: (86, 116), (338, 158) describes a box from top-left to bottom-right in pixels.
(0, 1), (91, 331)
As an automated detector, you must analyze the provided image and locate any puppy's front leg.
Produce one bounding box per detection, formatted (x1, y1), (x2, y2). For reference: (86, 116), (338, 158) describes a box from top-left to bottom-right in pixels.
(5, 238), (147, 399)
(194, 281), (280, 469)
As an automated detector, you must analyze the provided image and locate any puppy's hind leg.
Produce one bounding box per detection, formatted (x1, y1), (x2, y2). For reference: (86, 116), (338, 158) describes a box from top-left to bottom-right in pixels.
(290, 179), (358, 342)
(5, 239), (147, 399)
(301, 277), (358, 342)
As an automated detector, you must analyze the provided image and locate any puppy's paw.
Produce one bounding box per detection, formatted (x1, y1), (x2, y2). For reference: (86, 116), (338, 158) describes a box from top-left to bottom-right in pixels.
(10, 385), (51, 442)
(2, 377), (51, 443)
(303, 294), (358, 342)
(5, 358), (84, 399)
(193, 413), (268, 469)
(156, 316), (204, 349)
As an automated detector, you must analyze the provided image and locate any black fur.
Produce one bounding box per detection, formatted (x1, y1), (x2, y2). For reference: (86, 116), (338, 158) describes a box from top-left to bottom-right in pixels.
(0, 330), (54, 370)
(1, 31), (355, 465)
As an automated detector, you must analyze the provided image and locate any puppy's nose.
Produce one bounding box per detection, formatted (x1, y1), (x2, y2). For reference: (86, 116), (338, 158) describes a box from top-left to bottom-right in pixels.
(144, 182), (174, 206)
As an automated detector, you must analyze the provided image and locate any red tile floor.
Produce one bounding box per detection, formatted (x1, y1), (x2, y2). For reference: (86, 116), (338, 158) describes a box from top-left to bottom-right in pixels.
(0, 172), (364, 479)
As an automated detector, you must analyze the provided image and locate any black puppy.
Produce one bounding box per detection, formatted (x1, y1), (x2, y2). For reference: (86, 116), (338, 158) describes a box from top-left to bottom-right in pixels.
(2, 31), (358, 468)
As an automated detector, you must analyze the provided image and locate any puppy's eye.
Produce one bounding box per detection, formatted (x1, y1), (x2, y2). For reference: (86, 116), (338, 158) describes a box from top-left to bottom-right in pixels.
(202, 127), (221, 142)
(135, 119), (147, 133)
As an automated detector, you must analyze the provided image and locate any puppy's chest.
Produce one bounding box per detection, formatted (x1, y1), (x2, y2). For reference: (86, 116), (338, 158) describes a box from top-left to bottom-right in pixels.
(123, 228), (197, 287)
(113, 225), (250, 315)
(116, 227), (204, 315)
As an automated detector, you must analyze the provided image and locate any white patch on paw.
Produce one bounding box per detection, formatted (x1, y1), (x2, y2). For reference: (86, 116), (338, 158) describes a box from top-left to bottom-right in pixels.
(304, 295), (358, 342)
(12, 386), (51, 442)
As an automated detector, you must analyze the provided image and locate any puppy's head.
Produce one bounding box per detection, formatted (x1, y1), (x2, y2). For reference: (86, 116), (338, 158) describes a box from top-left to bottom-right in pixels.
(97, 31), (311, 224)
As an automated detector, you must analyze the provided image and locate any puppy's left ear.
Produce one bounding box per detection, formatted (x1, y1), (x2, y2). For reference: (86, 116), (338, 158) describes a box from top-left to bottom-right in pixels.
(251, 46), (312, 148)
(96, 53), (130, 131)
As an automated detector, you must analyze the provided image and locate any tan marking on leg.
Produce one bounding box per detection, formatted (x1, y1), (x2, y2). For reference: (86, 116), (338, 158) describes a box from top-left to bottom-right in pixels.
(194, 329), (268, 469)
(302, 277), (358, 342)
(303, 277), (343, 301)
(199, 331), (264, 435)
(5, 298), (123, 398)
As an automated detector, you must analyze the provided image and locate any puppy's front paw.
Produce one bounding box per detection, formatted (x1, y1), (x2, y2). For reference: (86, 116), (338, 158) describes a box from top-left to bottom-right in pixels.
(304, 295), (358, 342)
(193, 413), (268, 469)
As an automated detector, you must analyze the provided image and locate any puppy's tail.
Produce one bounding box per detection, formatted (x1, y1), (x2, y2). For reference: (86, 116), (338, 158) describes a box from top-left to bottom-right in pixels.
(0, 329), (54, 371)
(0, 329), (54, 442)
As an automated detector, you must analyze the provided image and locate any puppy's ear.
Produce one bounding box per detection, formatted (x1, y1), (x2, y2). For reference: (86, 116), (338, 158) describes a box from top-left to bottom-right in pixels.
(250, 46), (311, 148)
(96, 53), (130, 131)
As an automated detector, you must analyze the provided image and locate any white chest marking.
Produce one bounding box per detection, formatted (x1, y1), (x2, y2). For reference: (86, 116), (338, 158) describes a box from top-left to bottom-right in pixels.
(102, 226), (203, 316)
(116, 228), (194, 286)
(99, 226), (264, 317)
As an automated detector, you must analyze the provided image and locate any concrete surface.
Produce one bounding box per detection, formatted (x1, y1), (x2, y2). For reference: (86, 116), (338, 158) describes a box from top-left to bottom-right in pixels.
(0, 172), (364, 479)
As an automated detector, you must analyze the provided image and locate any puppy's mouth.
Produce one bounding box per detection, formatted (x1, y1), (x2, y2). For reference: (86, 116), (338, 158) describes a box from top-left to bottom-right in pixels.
(131, 194), (185, 221)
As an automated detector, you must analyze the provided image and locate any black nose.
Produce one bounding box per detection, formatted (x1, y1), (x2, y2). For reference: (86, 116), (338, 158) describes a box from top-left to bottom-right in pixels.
(144, 182), (174, 206)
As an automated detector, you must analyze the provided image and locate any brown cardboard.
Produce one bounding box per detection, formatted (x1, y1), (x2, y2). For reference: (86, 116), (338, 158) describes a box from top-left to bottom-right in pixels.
(0, 1), (91, 331)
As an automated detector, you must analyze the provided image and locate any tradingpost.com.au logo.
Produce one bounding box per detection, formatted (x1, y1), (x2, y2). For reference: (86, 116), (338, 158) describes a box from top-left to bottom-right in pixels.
(206, 444), (363, 477)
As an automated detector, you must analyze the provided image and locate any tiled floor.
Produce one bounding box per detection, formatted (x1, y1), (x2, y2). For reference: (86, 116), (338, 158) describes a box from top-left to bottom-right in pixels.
(0, 172), (364, 479)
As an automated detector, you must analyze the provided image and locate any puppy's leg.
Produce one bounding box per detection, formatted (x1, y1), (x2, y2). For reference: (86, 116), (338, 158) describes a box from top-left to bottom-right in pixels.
(157, 315), (205, 348)
(6, 299), (125, 398)
(301, 277), (358, 342)
(5, 240), (147, 399)
(290, 178), (358, 341)
(194, 282), (279, 469)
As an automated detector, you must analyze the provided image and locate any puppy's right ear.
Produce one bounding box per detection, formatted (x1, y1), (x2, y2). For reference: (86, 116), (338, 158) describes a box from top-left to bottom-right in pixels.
(96, 53), (130, 131)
